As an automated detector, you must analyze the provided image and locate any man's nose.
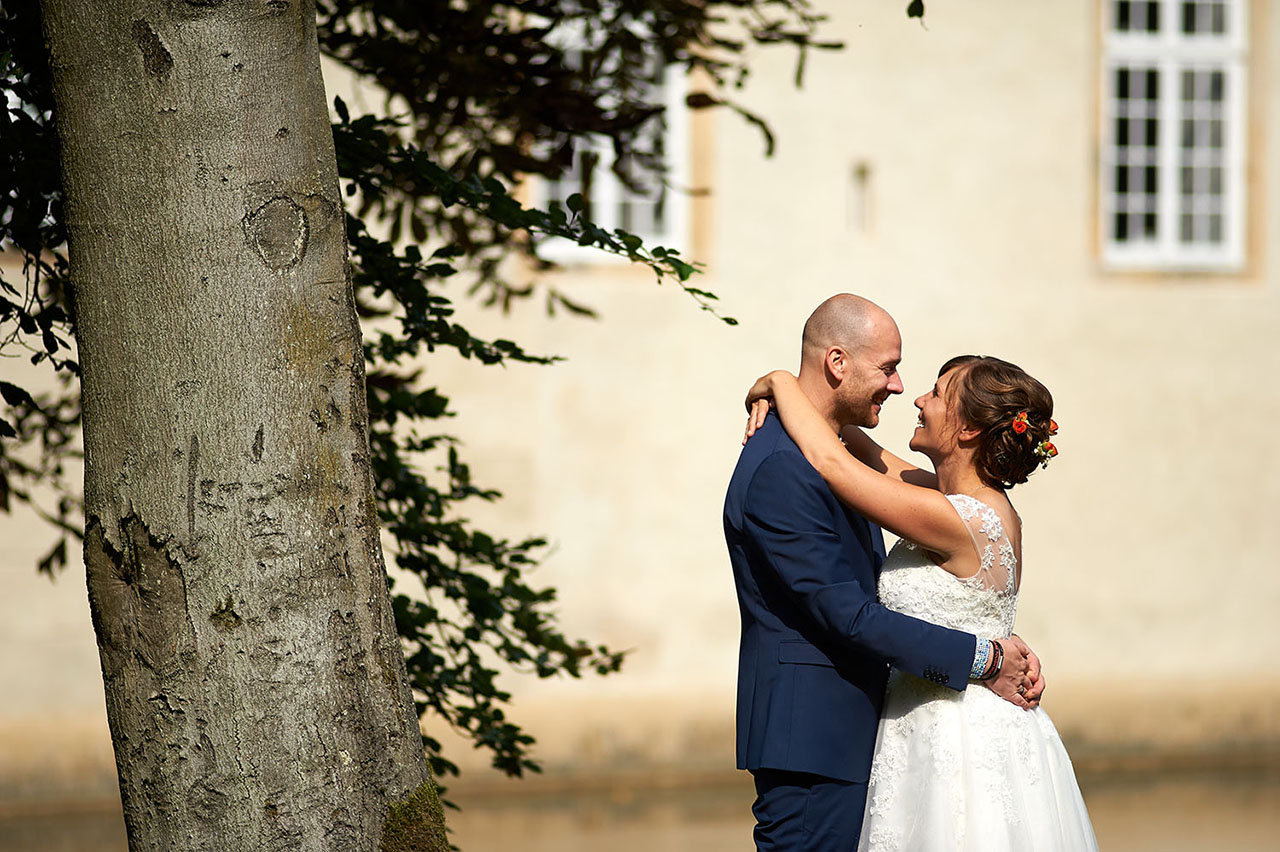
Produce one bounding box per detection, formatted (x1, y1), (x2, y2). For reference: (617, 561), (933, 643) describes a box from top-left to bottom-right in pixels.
(888, 372), (904, 394)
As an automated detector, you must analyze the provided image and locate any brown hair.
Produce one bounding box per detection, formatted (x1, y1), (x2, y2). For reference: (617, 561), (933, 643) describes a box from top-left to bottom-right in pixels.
(939, 355), (1055, 490)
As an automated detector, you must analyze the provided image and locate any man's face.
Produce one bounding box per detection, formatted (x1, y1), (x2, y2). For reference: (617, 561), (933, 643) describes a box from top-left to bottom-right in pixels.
(834, 319), (904, 428)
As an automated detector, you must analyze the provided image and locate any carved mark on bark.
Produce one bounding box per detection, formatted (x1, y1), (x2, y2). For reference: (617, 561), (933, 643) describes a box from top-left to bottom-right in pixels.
(131, 20), (173, 80)
(85, 513), (194, 677)
(243, 196), (308, 270)
(252, 424), (264, 463)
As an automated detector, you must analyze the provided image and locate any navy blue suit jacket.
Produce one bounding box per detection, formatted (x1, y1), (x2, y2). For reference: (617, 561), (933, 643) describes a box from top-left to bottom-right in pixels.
(724, 414), (975, 783)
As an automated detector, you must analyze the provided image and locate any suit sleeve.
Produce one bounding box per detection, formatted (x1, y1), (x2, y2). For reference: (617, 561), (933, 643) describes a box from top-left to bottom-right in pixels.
(743, 452), (974, 691)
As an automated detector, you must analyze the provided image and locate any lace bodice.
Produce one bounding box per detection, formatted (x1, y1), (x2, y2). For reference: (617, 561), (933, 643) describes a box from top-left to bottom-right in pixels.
(876, 494), (1018, 639)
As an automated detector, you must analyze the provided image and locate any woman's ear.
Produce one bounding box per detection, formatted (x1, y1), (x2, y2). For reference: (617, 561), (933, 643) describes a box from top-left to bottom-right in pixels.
(957, 423), (983, 442)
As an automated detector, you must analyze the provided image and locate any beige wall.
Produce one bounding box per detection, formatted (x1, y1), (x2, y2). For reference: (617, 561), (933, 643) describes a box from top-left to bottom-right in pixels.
(412, 0), (1280, 773)
(3, 1), (1278, 801)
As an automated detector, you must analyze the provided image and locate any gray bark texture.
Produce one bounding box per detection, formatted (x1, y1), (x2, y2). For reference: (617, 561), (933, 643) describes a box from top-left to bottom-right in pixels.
(38, 1), (448, 849)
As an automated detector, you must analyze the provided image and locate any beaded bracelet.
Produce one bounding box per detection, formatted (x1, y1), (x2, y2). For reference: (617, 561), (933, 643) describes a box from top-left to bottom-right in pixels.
(978, 640), (1005, 682)
(970, 639), (992, 680)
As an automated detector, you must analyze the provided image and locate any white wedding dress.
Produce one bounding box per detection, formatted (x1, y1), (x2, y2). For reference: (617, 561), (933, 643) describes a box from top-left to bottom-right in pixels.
(859, 494), (1098, 851)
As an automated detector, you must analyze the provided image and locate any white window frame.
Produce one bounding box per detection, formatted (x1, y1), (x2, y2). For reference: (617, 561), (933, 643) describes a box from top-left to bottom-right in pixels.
(534, 61), (689, 265)
(1100, 0), (1248, 271)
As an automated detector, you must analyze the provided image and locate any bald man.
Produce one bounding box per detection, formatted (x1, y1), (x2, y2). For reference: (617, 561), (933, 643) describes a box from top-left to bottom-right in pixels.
(723, 295), (1035, 850)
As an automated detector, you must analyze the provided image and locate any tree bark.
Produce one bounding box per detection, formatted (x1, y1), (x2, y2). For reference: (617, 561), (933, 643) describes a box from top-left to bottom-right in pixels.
(38, 1), (447, 848)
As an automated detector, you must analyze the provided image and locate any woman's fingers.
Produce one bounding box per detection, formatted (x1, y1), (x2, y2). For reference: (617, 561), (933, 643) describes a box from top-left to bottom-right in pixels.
(743, 398), (771, 444)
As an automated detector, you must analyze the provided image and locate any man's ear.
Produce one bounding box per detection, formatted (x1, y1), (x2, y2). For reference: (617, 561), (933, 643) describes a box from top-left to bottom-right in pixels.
(825, 346), (847, 380)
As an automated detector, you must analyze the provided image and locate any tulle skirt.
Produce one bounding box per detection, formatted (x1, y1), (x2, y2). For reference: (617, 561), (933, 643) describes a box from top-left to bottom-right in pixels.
(859, 672), (1098, 851)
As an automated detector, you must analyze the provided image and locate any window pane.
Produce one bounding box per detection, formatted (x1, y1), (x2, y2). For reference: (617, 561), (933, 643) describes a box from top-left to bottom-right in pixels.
(1116, 0), (1131, 30)
(1180, 213), (1195, 241)
(1208, 214), (1223, 243)
(1181, 1), (1232, 37)
(1114, 1), (1162, 33)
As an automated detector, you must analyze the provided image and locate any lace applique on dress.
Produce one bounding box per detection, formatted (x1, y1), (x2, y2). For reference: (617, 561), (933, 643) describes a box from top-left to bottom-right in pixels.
(875, 494), (1018, 639)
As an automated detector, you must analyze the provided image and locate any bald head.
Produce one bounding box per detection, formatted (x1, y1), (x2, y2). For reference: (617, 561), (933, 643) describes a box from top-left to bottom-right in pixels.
(801, 294), (894, 366)
(796, 294), (904, 430)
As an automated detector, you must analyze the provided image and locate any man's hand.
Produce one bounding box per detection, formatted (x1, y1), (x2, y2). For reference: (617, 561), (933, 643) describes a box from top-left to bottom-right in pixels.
(1018, 635), (1045, 707)
(983, 635), (1044, 710)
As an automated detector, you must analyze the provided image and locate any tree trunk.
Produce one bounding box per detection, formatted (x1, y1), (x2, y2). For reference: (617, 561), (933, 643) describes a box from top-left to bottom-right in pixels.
(39, 1), (447, 848)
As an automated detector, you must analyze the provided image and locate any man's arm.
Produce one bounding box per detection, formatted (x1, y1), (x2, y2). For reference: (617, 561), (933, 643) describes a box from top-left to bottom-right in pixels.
(744, 452), (1034, 705)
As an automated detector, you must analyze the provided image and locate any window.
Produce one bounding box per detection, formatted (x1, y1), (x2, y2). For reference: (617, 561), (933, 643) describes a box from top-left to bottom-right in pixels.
(537, 54), (688, 262)
(1101, 0), (1248, 270)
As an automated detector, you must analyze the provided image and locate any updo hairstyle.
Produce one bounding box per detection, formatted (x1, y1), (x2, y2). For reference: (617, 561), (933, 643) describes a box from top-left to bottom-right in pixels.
(938, 355), (1055, 490)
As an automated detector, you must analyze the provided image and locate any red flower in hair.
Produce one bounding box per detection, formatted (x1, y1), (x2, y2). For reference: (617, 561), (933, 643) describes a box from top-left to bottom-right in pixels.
(1011, 411), (1029, 434)
(1049, 419), (1059, 436)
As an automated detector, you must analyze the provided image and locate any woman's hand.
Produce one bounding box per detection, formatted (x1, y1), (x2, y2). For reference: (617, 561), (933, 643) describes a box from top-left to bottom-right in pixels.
(742, 371), (791, 445)
(743, 398), (771, 444)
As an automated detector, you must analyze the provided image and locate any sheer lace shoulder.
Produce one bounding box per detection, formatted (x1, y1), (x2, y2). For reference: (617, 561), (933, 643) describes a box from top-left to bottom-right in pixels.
(876, 495), (1019, 638)
(944, 494), (1017, 595)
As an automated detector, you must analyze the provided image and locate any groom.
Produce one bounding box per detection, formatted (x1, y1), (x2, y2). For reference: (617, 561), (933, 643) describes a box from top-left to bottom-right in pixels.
(724, 294), (1041, 850)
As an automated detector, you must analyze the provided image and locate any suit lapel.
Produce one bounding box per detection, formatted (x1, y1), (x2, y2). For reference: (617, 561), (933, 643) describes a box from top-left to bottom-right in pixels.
(868, 520), (887, 572)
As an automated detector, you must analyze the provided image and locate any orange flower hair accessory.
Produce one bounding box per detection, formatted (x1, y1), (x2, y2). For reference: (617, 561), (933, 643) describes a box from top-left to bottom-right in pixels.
(1048, 419), (1059, 436)
(1011, 411), (1029, 434)
(1034, 440), (1059, 469)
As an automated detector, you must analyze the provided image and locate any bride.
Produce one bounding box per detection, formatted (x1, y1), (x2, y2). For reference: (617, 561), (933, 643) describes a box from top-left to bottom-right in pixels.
(745, 355), (1097, 851)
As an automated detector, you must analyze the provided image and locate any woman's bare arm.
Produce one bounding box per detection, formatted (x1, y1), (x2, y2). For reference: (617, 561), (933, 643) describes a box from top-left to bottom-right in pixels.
(838, 426), (939, 490)
(746, 371), (969, 558)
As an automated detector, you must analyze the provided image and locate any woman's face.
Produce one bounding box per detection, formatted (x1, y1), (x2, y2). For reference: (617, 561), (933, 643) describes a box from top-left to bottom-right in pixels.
(909, 368), (965, 459)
